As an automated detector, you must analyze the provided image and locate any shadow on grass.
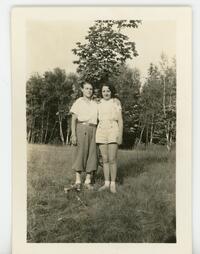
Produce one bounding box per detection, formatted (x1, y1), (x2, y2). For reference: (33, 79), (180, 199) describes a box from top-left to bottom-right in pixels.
(95, 149), (174, 186)
(95, 159), (149, 186)
(117, 160), (146, 185)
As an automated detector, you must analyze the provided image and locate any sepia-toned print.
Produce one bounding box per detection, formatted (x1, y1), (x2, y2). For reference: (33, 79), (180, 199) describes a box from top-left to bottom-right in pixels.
(12, 6), (192, 254)
(26, 18), (176, 243)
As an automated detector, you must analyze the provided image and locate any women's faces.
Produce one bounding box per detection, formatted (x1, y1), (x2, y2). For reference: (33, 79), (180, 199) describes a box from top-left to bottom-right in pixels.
(81, 83), (93, 98)
(102, 86), (111, 100)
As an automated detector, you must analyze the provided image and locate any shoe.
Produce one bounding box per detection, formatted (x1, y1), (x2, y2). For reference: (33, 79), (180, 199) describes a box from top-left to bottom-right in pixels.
(98, 185), (109, 192)
(84, 183), (94, 190)
(110, 185), (117, 194)
(64, 183), (81, 193)
(74, 183), (81, 192)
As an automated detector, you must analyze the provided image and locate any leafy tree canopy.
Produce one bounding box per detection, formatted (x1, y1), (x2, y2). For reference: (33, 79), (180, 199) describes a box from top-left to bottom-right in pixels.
(72, 20), (142, 87)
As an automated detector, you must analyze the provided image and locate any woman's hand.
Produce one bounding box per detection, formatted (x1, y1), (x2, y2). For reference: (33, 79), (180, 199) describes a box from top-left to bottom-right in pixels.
(117, 135), (123, 145)
(71, 134), (77, 145)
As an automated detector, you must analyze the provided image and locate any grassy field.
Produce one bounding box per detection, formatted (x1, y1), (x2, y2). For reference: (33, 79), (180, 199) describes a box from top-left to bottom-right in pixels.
(27, 144), (176, 243)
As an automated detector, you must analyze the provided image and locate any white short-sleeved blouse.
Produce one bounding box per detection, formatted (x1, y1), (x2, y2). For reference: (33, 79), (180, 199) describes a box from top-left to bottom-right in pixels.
(70, 97), (98, 125)
(97, 98), (122, 122)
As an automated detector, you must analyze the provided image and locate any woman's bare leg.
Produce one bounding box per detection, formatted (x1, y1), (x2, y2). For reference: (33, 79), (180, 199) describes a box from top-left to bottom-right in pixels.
(108, 143), (118, 193)
(99, 144), (110, 189)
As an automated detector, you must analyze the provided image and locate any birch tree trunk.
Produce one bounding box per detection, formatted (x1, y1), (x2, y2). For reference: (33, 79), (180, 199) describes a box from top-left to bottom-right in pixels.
(162, 75), (170, 151)
(163, 76), (166, 117)
(138, 124), (145, 145)
(44, 111), (49, 144)
(30, 118), (36, 143)
(145, 125), (149, 147)
(58, 113), (65, 145)
(40, 102), (45, 143)
(40, 116), (44, 143)
(27, 129), (32, 143)
(66, 116), (72, 145)
(49, 121), (57, 143)
(150, 113), (154, 144)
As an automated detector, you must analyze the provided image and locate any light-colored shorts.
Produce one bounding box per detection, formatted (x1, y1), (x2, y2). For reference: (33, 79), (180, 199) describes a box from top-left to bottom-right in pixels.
(96, 120), (119, 144)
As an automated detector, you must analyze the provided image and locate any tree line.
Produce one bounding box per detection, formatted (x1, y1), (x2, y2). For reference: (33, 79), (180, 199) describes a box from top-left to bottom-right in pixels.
(26, 54), (176, 150)
(26, 20), (176, 150)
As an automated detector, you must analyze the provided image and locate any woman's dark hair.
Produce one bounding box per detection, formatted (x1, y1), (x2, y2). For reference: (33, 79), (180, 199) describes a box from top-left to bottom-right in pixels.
(100, 83), (116, 98)
(80, 81), (94, 89)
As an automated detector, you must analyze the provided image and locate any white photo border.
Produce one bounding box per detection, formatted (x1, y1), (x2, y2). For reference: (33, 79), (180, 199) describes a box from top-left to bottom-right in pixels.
(2, 0), (200, 253)
(11, 6), (192, 254)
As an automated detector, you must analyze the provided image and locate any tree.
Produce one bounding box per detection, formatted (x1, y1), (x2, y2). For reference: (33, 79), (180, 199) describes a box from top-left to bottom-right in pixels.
(159, 54), (176, 150)
(26, 57), (176, 149)
(26, 69), (78, 144)
(72, 20), (141, 87)
(43, 68), (74, 144)
(139, 63), (163, 146)
(26, 73), (45, 143)
(139, 55), (176, 149)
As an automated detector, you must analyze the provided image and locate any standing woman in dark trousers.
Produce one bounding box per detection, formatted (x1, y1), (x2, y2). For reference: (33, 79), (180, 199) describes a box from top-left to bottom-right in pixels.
(70, 82), (98, 190)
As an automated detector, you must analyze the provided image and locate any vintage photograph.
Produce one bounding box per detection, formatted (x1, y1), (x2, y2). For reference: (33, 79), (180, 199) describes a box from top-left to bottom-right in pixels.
(12, 6), (192, 254)
(26, 17), (176, 243)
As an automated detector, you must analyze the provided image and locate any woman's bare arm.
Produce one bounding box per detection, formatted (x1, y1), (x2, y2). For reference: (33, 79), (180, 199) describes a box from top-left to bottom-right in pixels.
(117, 110), (123, 145)
(71, 113), (78, 145)
(115, 99), (123, 145)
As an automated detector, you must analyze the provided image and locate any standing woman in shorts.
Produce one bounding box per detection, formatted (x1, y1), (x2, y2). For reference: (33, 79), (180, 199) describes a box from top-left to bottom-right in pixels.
(70, 82), (98, 190)
(96, 84), (123, 193)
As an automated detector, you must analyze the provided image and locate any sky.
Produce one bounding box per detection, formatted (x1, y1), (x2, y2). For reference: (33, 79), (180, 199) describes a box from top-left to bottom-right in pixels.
(26, 20), (176, 81)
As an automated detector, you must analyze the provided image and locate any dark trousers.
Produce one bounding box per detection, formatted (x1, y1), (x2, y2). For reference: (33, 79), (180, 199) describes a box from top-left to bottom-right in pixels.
(72, 123), (97, 173)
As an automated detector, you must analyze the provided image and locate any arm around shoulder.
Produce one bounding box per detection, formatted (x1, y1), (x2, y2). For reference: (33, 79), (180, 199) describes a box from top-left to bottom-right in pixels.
(114, 98), (122, 108)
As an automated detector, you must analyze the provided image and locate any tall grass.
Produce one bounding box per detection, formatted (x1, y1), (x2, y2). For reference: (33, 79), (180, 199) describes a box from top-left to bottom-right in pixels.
(27, 144), (176, 243)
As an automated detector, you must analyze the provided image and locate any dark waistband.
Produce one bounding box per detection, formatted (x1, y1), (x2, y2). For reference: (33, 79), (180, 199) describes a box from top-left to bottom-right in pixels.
(77, 121), (96, 127)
